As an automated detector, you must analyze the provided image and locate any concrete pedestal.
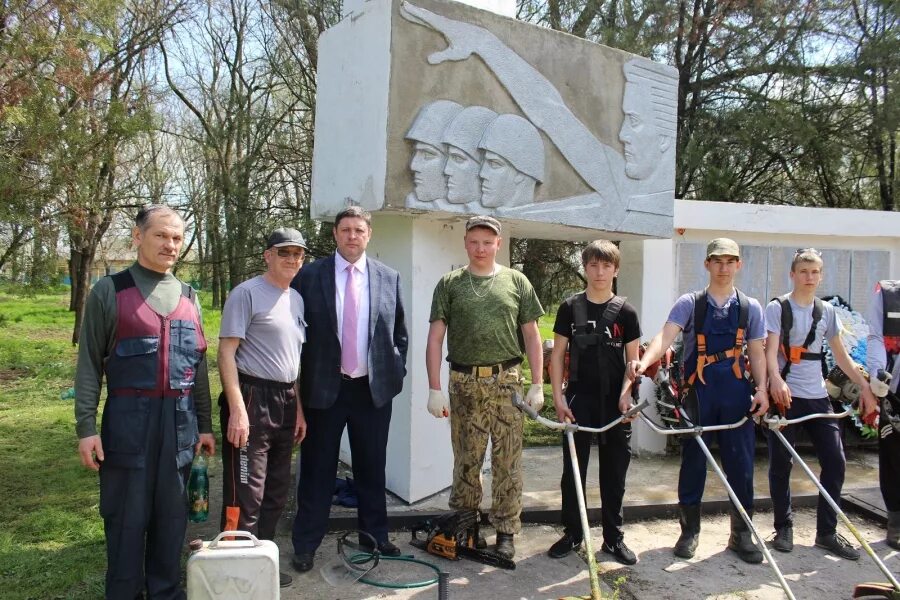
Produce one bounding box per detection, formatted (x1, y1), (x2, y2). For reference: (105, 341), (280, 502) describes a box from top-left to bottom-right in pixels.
(617, 239), (676, 455)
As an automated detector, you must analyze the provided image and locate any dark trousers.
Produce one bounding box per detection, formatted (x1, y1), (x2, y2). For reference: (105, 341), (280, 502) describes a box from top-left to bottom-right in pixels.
(292, 377), (392, 554)
(559, 391), (631, 544)
(767, 396), (845, 535)
(880, 396), (900, 511)
(678, 370), (755, 510)
(100, 396), (190, 600)
(219, 376), (296, 541)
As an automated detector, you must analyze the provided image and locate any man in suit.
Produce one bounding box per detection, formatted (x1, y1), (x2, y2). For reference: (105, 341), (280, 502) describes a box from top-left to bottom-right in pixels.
(290, 205), (408, 573)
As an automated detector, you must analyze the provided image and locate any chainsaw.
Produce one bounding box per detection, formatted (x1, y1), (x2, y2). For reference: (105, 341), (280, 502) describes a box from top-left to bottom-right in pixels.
(410, 509), (516, 570)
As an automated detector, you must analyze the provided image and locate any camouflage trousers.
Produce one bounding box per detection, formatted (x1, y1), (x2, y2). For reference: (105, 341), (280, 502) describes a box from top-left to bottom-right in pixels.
(448, 366), (525, 534)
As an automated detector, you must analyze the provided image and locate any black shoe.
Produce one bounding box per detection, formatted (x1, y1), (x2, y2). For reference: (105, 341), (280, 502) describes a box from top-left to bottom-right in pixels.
(359, 539), (402, 557)
(377, 540), (402, 557)
(291, 552), (314, 573)
(548, 533), (581, 559)
(888, 510), (900, 550)
(601, 539), (637, 565)
(772, 525), (793, 553)
(279, 572), (293, 588)
(815, 533), (860, 561)
(495, 533), (515, 560)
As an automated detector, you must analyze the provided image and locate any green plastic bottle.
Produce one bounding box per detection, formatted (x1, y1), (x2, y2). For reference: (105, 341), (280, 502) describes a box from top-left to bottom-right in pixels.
(188, 451), (209, 523)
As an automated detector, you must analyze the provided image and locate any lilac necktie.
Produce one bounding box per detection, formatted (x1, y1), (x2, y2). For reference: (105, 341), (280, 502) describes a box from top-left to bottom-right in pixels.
(341, 264), (359, 374)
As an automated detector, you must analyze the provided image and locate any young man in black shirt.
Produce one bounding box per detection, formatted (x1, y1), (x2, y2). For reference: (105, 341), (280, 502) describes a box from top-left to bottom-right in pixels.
(547, 240), (642, 565)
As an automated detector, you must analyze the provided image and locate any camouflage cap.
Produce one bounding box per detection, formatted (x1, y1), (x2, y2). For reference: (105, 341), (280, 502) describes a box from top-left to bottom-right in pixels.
(706, 237), (740, 258)
(465, 215), (501, 235)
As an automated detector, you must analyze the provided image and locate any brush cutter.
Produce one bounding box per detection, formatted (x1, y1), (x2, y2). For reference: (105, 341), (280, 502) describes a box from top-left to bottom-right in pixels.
(639, 408), (798, 600)
(762, 406), (900, 599)
(514, 381), (650, 600)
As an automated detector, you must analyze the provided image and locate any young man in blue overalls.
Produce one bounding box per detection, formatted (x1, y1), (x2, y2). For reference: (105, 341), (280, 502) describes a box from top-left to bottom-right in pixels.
(631, 238), (769, 563)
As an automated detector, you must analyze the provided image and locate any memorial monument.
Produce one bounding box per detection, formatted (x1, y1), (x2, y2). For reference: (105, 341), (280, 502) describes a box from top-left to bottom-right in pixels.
(311, 0), (676, 501)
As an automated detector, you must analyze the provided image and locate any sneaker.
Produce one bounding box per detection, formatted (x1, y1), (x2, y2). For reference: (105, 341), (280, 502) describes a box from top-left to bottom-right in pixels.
(815, 533), (860, 561)
(548, 533), (581, 558)
(772, 526), (793, 552)
(495, 533), (515, 560)
(600, 539), (638, 565)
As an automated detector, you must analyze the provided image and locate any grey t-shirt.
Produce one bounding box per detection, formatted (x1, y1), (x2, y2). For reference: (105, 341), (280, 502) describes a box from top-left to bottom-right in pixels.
(666, 290), (766, 363)
(765, 297), (839, 399)
(220, 275), (306, 383)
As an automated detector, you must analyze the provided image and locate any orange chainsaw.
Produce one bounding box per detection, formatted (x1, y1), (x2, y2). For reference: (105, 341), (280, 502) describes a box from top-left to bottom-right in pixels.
(410, 509), (515, 570)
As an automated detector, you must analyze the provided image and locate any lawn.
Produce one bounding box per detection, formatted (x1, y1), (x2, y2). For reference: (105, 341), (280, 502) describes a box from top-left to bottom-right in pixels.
(0, 288), (560, 598)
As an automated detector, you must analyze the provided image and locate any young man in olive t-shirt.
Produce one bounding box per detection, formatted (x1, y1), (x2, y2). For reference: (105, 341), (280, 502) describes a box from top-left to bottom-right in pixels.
(547, 240), (641, 565)
(425, 215), (544, 560)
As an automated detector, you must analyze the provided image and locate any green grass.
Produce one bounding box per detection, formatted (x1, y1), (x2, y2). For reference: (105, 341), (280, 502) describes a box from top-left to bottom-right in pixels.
(0, 292), (106, 599)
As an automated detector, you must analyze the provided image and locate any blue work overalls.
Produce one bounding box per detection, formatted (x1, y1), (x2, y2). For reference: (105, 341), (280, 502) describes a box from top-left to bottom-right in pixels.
(678, 296), (755, 511)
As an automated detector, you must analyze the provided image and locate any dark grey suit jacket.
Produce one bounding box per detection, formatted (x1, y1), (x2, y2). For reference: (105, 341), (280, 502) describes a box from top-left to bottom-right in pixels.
(291, 254), (408, 410)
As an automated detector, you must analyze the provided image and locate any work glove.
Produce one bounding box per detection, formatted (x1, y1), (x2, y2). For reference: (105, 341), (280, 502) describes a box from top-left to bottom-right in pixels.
(871, 371), (891, 398)
(525, 384), (544, 412)
(427, 389), (450, 418)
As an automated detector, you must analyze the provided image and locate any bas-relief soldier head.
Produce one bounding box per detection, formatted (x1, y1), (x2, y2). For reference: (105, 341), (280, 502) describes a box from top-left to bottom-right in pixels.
(405, 100), (463, 203)
(620, 60), (677, 181)
(478, 113), (544, 208)
(441, 106), (498, 205)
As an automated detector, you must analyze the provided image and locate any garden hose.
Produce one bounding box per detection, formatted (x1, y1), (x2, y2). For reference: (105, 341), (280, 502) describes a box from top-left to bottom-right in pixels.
(346, 551), (444, 589)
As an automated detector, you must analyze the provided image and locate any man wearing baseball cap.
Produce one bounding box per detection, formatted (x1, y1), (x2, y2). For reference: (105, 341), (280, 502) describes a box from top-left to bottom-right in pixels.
(217, 227), (308, 587)
(426, 215), (545, 560)
(629, 238), (769, 564)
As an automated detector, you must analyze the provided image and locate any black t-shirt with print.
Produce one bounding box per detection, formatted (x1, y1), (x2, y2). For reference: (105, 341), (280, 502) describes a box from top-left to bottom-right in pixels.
(553, 295), (641, 399)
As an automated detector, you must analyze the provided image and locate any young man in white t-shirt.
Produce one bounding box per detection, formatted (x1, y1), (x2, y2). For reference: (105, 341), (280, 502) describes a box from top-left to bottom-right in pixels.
(765, 248), (876, 561)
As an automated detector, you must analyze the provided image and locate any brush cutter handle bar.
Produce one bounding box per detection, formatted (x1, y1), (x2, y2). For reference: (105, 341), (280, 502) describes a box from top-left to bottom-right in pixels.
(639, 412), (749, 435)
(762, 406), (853, 429)
(512, 394), (650, 433)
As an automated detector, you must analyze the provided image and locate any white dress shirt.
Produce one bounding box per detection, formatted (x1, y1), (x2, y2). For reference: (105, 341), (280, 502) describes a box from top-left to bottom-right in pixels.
(335, 251), (370, 377)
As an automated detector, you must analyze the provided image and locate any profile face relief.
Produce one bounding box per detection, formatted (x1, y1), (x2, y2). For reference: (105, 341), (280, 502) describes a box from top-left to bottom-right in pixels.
(444, 145), (482, 204)
(410, 141), (448, 202)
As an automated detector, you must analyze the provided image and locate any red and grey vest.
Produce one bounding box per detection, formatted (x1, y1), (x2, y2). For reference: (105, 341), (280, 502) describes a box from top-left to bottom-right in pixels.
(880, 280), (900, 369)
(101, 269), (207, 468)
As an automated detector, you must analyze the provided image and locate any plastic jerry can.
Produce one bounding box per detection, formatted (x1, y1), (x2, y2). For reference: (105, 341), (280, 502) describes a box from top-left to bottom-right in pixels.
(187, 531), (280, 599)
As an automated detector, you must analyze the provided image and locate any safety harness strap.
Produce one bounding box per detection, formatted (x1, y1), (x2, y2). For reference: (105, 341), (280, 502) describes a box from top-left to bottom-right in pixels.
(778, 295), (824, 380)
(567, 292), (625, 385)
(691, 289), (749, 386)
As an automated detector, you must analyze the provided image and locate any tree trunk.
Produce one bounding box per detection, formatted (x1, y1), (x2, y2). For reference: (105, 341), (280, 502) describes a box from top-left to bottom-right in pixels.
(69, 245), (94, 345)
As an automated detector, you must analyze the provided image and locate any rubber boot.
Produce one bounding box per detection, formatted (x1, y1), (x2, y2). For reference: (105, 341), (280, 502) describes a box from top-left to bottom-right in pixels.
(727, 510), (763, 564)
(673, 503), (701, 558)
(887, 510), (900, 551)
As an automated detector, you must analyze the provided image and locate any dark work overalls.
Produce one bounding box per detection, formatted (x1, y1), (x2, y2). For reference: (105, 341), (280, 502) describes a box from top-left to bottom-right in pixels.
(679, 294), (755, 511)
(878, 281), (900, 514)
(99, 270), (206, 599)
